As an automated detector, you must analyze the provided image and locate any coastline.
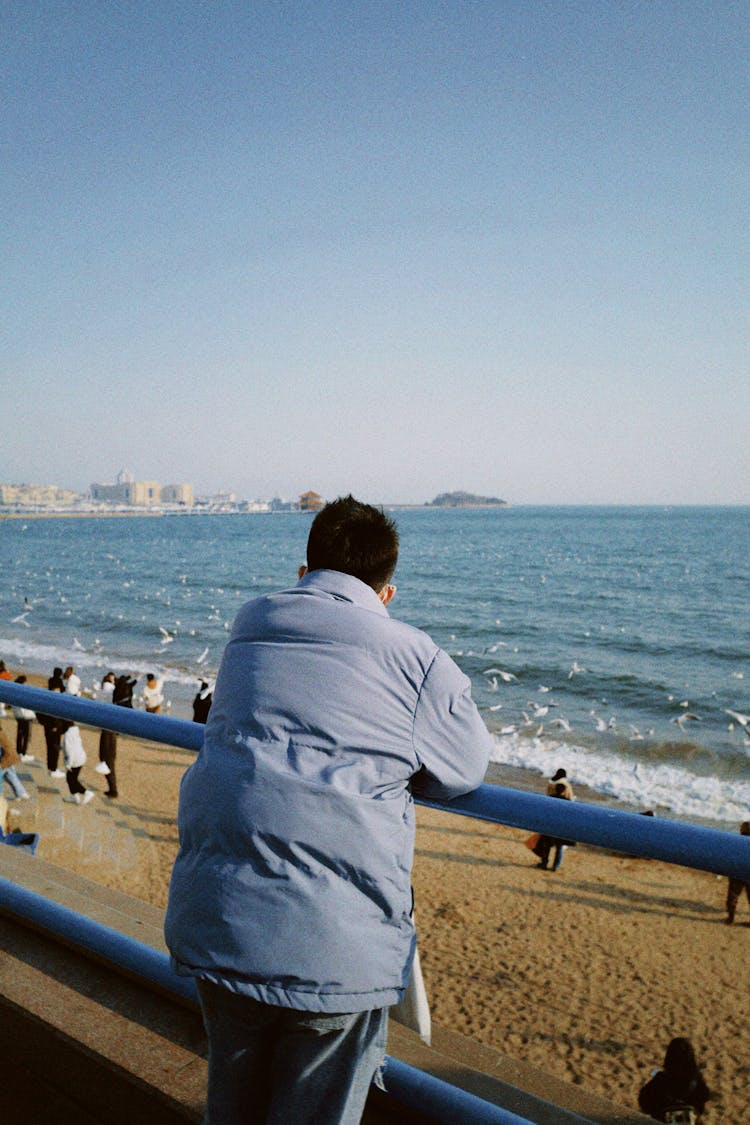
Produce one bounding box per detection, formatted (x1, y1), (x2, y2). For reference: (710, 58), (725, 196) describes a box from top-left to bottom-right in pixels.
(0, 510), (170, 520)
(0, 504), (509, 519)
(0, 670), (746, 1120)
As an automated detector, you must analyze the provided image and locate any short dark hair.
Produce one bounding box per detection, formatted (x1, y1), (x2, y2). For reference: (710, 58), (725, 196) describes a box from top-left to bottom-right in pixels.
(306, 495), (399, 592)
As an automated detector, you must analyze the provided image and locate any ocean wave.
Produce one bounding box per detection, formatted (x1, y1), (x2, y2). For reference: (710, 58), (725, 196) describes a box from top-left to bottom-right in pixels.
(0, 634), (215, 691)
(488, 730), (750, 828)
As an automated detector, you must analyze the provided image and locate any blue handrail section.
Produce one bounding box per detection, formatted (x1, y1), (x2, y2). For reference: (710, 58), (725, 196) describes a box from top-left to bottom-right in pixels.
(380, 1057), (590, 1125)
(0, 875), (198, 1005)
(2, 680), (749, 880)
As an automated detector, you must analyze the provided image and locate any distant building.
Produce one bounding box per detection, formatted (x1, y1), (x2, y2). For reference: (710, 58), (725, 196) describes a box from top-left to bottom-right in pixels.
(196, 491), (236, 508)
(299, 490), (324, 512)
(270, 497), (299, 512)
(160, 483), (194, 506)
(240, 499), (271, 513)
(90, 469), (194, 507)
(0, 483), (79, 508)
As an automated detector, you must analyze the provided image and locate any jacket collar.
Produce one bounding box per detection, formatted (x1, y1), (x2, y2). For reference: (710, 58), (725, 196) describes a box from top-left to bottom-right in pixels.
(296, 569), (390, 616)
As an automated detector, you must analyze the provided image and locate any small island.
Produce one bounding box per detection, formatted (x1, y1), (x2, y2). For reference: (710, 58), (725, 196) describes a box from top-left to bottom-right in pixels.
(427, 491), (508, 508)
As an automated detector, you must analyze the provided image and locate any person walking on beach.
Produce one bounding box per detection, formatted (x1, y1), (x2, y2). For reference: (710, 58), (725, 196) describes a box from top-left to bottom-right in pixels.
(534, 769), (575, 871)
(638, 1036), (711, 1121)
(166, 495), (493, 1125)
(191, 680), (212, 723)
(0, 727), (31, 802)
(547, 767), (574, 801)
(725, 820), (750, 925)
(38, 678), (66, 778)
(11, 675), (36, 762)
(60, 722), (95, 805)
(95, 673), (118, 798)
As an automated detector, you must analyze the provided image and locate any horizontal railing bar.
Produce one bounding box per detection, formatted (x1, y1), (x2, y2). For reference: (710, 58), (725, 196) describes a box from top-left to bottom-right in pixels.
(0, 679), (204, 751)
(424, 787), (750, 881)
(380, 1057), (591, 1125)
(2, 681), (749, 881)
(0, 875), (198, 1005)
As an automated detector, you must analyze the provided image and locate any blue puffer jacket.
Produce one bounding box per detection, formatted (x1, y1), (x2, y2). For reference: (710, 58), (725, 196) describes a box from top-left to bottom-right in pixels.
(165, 570), (493, 1013)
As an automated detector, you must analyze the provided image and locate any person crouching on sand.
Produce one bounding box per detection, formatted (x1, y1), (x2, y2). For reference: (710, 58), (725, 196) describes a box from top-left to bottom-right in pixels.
(61, 722), (94, 805)
(638, 1036), (711, 1121)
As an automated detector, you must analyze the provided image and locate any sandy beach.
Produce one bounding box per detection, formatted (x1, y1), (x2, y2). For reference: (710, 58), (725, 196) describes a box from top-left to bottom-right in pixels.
(1, 672), (747, 1122)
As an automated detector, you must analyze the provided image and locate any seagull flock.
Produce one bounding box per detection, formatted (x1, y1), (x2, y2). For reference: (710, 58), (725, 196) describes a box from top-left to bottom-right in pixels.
(7, 596), (747, 745)
(478, 657), (748, 745)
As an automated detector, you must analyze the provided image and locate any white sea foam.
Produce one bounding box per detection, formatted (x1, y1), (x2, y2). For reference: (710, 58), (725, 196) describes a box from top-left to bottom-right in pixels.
(489, 731), (750, 827)
(0, 635), (213, 690)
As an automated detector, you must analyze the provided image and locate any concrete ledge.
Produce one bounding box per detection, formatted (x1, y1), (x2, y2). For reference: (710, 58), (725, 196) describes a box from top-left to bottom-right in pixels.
(0, 848), (650, 1123)
(0, 914), (206, 1123)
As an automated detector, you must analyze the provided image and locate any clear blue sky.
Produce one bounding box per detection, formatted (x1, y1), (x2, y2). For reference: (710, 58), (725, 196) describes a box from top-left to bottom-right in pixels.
(3, 1), (748, 504)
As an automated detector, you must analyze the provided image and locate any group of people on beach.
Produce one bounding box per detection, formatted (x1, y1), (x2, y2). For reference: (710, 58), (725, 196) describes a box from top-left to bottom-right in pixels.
(1, 663), (111, 805)
(1, 659), (215, 810)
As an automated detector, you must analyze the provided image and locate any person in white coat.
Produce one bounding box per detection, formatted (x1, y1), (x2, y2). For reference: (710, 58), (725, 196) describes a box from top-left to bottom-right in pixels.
(61, 723), (94, 805)
(63, 666), (81, 696)
(142, 673), (164, 713)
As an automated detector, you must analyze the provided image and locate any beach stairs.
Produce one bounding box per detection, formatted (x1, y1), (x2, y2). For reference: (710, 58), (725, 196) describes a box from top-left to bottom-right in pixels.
(4, 746), (141, 878)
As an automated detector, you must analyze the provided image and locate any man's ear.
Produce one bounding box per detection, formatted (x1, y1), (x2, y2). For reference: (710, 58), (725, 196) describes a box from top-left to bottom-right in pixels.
(378, 584), (396, 606)
(298, 565), (308, 580)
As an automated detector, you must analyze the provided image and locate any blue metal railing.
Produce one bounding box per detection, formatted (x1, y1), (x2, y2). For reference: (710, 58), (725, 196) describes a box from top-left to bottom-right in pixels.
(2, 681), (749, 880)
(1, 679), (749, 1123)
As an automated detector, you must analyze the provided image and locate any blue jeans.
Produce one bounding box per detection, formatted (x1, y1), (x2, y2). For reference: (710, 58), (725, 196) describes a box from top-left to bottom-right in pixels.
(196, 979), (387, 1125)
(0, 766), (29, 799)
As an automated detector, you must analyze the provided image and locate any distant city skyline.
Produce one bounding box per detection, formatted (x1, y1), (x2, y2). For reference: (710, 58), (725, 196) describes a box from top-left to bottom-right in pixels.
(3, 4), (748, 505)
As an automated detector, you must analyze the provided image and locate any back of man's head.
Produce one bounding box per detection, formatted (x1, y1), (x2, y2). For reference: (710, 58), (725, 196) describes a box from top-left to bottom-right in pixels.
(306, 495), (399, 592)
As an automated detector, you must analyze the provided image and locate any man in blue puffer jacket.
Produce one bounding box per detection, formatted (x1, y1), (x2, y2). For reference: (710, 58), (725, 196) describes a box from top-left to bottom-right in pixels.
(165, 496), (493, 1124)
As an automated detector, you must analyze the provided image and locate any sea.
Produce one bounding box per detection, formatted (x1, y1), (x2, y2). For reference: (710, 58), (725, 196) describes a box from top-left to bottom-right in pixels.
(1, 506), (748, 830)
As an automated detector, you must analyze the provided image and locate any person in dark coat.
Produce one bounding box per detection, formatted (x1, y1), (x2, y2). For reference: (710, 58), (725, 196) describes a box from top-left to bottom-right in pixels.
(96, 673), (119, 798)
(113, 674), (137, 707)
(192, 681), (213, 724)
(97, 728), (118, 798)
(638, 1037), (711, 1121)
(535, 776), (575, 871)
(38, 680), (66, 777)
(11, 675), (35, 761)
